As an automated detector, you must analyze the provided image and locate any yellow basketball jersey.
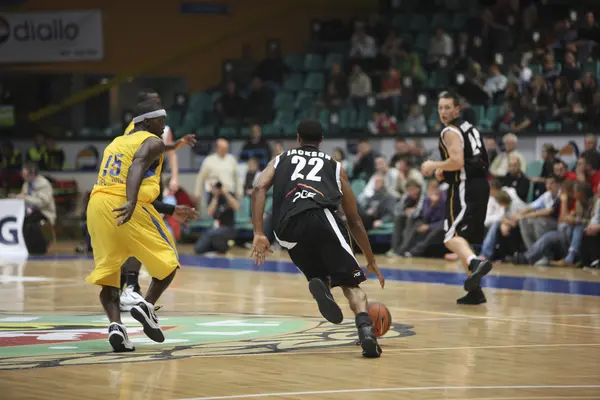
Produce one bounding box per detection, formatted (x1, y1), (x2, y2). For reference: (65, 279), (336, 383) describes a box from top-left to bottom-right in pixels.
(92, 131), (163, 203)
(123, 121), (134, 135)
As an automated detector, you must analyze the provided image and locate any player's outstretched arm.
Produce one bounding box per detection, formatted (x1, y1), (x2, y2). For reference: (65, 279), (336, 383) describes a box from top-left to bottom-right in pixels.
(339, 168), (384, 288)
(114, 137), (164, 226)
(250, 159), (275, 265)
(164, 134), (197, 152)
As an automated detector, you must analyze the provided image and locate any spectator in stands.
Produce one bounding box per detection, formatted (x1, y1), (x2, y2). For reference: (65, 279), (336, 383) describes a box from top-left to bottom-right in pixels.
(403, 104), (427, 134)
(349, 24), (377, 59)
(349, 64), (372, 107)
(195, 138), (241, 214)
(503, 81), (519, 111)
(368, 111), (398, 135)
(514, 176), (560, 249)
(239, 125), (271, 168)
(194, 181), (239, 255)
(366, 13), (387, 45)
(379, 67), (402, 114)
(245, 77), (273, 124)
(358, 174), (395, 230)
(493, 101), (532, 133)
(581, 184), (600, 268)
(481, 179), (527, 261)
(381, 31), (402, 60)
(390, 138), (412, 167)
(581, 72), (597, 107)
(234, 44), (258, 89)
(530, 76), (552, 128)
(581, 134), (600, 170)
(552, 77), (571, 121)
(215, 81), (245, 124)
(532, 144), (560, 199)
(399, 180), (446, 258)
(243, 157), (260, 198)
(502, 154), (530, 202)
(453, 32), (472, 72)
(350, 139), (376, 181)
(484, 137), (499, 165)
(395, 157), (425, 196)
(9, 162), (56, 254)
(388, 179), (423, 256)
(427, 27), (453, 70)
(562, 182), (593, 265)
(483, 64), (508, 100)
(553, 159), (577, 184)
(44, 137), (66, 171)
(561, 52), (581, 87)
(358, 156), (400, 204)
(254, 47), (290, 89)
(26, 133), (47, 170)
(586, 92), (600, 129)
(324, 63), (348, 109)
(394, 43), (426, 84)
(542, 54), (560, 83)
(490, 133), (527, 177)
(332, 147), (348, 170)
(0, 140), (22, 193)
(575, 154), (600, 194)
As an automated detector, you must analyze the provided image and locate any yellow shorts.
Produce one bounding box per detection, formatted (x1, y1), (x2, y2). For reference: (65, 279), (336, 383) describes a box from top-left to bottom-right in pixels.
(85, 193), (179, 288)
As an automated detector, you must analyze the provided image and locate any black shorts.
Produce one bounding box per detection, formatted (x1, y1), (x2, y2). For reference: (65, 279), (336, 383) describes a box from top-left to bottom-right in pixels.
(444, 177), (489, 245)
(274, 208), (366, 288)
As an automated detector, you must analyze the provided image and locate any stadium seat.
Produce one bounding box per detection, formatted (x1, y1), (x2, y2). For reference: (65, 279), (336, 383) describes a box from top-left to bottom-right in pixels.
(324, 53), (343, 69)
(261, 123), (280, 137)
(473, 105), (485, 122)
(274, 91), (294, 111)
(526, 160), (544, 178)
(304, 72), (325, 92)
(430, 13), (451, 30)
(368, 222), (394, 236)
(218, 126), (238, 137)
(392, 14), (411, 31)
(350, 179), (366, 196)
(544, 122), (562, 132)
(408, 14), (428, 32)
(274, 110), (295, 126)
(318, 109), (329, 128)
(283, 73), (304, 91)
(303, 53), (324, 71)
(450, 13), (468, 31)
(235, 197), (252, 230)
(485, 105), (503, 122)
(294, 91), (314, 110)
(196, 125), (215, 137)
(284, 53), (305, 72)
(414, 33), (430, 51)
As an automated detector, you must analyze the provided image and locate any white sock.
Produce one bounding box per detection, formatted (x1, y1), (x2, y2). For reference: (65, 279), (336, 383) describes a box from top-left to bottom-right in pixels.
(467, 255), (477, 265)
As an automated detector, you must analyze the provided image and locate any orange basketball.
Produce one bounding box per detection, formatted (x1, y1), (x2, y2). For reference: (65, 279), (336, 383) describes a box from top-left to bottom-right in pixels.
(368, 301), (392, 337)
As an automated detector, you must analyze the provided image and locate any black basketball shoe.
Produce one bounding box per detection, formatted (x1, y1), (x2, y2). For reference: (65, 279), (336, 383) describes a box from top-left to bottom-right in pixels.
(130, 301), (165, 343)
(357, 325), (382, 358)
(457, 288), (487, 305)
(108, 322), (135, 352)
(464, 259), (493, 292)
(308, 278), (344, 324)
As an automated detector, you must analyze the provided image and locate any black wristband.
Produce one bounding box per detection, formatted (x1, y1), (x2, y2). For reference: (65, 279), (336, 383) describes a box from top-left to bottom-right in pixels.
(152, 200), (175, 215)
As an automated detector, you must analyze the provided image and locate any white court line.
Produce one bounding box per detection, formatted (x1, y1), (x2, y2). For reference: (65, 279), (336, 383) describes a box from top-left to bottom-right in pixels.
(176, 385), (600, 400)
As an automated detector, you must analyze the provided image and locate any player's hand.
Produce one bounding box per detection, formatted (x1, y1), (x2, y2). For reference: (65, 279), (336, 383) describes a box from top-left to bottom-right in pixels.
(434, 169), (444, 181)
(421, 160), (436, 176)
(250, 233), (273, 266)
(113, 201), (136, 226)
(173, 205), (198, 224)
(365, 261), (385, 289)
(175, 134), (197, 149)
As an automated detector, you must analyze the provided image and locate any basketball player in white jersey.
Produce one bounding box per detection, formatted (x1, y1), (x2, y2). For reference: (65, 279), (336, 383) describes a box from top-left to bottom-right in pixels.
(120, 89), (181, 311)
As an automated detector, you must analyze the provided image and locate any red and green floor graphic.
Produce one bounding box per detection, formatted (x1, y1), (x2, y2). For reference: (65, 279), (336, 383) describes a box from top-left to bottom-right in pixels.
(0, 314), (415, 369)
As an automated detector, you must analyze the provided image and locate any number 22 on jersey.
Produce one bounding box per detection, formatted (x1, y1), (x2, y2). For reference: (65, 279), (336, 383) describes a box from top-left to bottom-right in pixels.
(102, 154), (124, 177)
(290, 155), (324, 182)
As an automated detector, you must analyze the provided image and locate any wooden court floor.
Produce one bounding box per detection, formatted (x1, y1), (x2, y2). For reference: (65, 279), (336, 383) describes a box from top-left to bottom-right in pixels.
(0, 244), (599, 399)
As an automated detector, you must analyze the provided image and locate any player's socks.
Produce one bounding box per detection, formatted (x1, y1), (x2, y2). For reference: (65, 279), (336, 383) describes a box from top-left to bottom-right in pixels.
(308, 278), (344, 324)
(108, 322), (135, 352)
(456, 288), (487, 305)
(355, 313), (382, 358)
(125, 272), (141, 295)
(130, 302), (165, 343)
(463, 259), (493, 292)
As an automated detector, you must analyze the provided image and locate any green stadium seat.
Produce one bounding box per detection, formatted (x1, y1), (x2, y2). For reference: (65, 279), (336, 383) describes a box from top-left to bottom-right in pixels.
(165, 109), (182, 130)
(210, 91), (223, 104)
(304, 72), (325, 92)
(236, 197), (251, 225)
(218, 126), (237, 137)
(189, 218), (215, 232)
(528, 64), (542, 75)
(478, 119), (492, 132)
(409, 14), (428, 32)
(303, 53), (324, 71)
(284, 53), (305, 72)
(392, 14), (411, 30)
(196, 125), (215, 137)
(544, 122), (562, 132)
(265, 196), (273, 212)
(473, 105), (485, 122)
(261, 123), (280, 136)
(451, 13), (468, 31)
(350, 179), (366, 196)
(324, 53), (343, 69)
(274, 91), (294, 110)
(339, 107), (352, 129)
(283, 73), (303, 91)
(485, 105), (502, 122)
(296, 107), (316, 123)
(294, 91), (314, 109)
(414, 33), (430, 51)
(318, 109), (329, 127)
(430, 13), (451, 30)
(274, 110), (294, 125)
(368, 222), (394, 235)
(526, 160), (544, 178)
(240, 127), (252, 137)
(189, 92), (211, 109)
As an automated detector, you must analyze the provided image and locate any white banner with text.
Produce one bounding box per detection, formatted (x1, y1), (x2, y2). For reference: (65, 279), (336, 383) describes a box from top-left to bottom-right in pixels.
(0, 199), (28, 257)
(0, 10), (103, 63)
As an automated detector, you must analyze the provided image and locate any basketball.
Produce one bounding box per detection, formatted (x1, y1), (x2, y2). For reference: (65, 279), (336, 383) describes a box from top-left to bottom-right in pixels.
(368, 301), (392, 337)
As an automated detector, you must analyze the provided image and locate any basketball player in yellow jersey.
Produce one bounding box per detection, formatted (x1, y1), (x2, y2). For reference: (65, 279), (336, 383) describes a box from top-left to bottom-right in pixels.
(86, 100), (197, 352)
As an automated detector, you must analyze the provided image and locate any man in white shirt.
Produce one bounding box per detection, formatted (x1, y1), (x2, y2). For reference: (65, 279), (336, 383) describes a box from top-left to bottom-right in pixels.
(194, 138), (241, 214)
(427, 28), (453, 65)
(514, 177), (560, 248)
(358, 156), (400, 206)
(483, 63), (508, 99)
(489, 133), (527, 177)
(481, 179), (527, 260)
(349, 26), (377, 59)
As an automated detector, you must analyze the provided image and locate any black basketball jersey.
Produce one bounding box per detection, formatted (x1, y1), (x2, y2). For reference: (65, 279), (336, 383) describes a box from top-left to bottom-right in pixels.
(272, 145), (342, 233)
(438, 117), (489, 184)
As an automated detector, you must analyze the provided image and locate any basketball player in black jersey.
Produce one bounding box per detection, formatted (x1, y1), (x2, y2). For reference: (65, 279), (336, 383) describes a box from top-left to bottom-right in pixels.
(251, 119), (385, 358)
(421, 91), (492, 305)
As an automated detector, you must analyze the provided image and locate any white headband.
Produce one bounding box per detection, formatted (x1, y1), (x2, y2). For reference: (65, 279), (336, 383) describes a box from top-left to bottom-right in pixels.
(132, 109), (166, 124)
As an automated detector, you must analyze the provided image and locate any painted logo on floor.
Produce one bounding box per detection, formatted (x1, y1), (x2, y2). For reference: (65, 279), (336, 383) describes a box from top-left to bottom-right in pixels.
(0, 314), (415, 369)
